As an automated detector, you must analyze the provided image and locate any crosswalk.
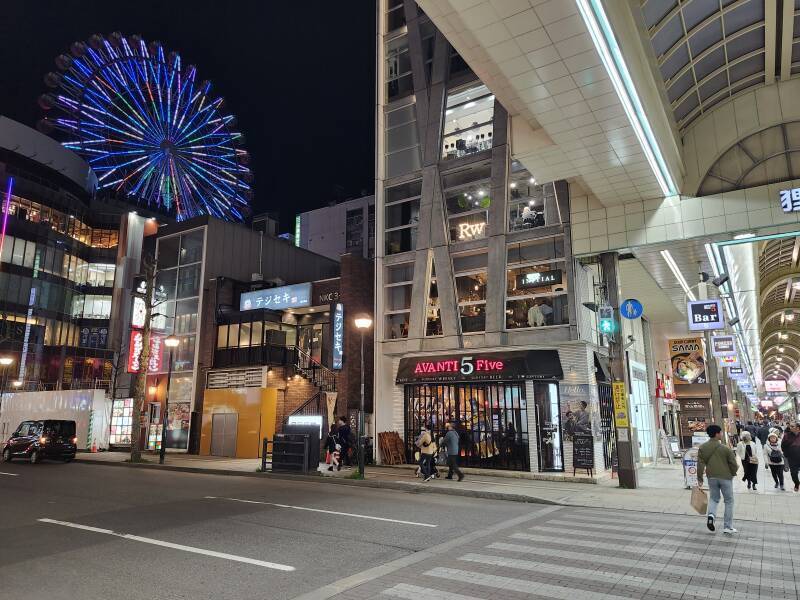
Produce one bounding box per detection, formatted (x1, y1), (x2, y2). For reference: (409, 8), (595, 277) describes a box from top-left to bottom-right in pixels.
(355, 508), (800, 600)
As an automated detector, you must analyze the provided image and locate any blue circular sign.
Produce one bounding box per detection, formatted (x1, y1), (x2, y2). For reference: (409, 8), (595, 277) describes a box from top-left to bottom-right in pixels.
(620, 298), (643, 319)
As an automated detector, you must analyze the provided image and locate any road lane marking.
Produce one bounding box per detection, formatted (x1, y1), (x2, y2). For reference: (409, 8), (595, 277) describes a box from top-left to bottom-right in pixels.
(204, 496), (437, 528)
(0, 472), (19, 476)
(37, 518), (294, 571)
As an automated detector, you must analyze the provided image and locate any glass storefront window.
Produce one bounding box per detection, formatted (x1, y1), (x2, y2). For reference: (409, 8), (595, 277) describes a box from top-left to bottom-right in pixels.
(386, 0), (405, 31)
(386, 283), (412, 312)
(386, 36), (413, 101)
(443, 165), (490, 243)
(385, 180), (421, 255)
(455, 271), (486, 333)
(441, 83), (494, 160)
(173, 335), (196, 371)
(508, 164), (547, 232)
(404, 382), (529, 470)
(386, 312), (409, 339)
(386, 228), (417, 255)
(179, 230), (204, 264)
(505, 261), (568, 329)
(157, 236), (180, 269)
(386, 262), (414, 284)
(176, 264), (201, 299)
(109, 398), (133, 446)
(426, 278), (442, 337)
(385, 103), (421, 179)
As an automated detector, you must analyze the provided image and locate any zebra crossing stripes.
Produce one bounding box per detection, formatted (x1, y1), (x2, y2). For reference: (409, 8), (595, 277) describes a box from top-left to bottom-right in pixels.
(381, 583), (484, 600)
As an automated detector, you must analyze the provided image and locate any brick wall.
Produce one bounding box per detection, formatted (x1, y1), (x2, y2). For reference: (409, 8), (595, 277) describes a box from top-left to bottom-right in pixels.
(338, 253), (374, 412)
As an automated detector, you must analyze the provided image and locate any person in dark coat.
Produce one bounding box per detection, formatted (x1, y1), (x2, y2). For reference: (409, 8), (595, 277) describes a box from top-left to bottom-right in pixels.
(744, 421), (757, 438)
(756, 423), (770, 446)
(336, 417), (353, 467)
(781, 423), (800, 492)
(442, 421), (464, 482)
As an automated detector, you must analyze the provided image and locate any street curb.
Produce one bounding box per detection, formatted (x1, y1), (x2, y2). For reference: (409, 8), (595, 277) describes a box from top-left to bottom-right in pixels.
(74, 458), (558, 506)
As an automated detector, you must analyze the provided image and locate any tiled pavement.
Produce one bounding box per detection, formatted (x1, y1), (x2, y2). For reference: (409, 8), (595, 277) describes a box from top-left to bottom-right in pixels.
(307, 506), (800, 600)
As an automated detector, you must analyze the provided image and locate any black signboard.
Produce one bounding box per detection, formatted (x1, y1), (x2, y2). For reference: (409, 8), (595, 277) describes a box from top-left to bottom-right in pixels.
(516, 269), (562, 290)
(396, 350), (563, 384)
(573, 433), (594, 471)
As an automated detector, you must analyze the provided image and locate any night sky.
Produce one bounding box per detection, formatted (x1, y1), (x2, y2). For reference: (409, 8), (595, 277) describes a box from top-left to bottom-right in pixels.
(0, 1), (376, 231)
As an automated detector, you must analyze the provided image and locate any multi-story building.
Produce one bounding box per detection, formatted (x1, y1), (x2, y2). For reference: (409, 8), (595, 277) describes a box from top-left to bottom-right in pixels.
(0, 117), (162, 390)
(296, 195), (375, 261)
(374, 1), (612, 477)
(112, 216), (373, 456)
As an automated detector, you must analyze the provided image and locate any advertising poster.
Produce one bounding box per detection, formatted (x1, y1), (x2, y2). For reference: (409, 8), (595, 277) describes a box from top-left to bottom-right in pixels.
(559, 383), (598, 440)
(166, 402), (190, 449)
(669, 338), (707, 384)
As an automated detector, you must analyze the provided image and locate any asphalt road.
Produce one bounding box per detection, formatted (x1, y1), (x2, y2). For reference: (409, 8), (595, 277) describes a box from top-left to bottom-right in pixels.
(0, 460), (536, 600)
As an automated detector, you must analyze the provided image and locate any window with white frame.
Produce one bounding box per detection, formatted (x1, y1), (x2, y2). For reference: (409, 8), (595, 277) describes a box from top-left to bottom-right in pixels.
(505, 257), (569, 329)
(384, 262), (414, 339)
(385, 180), (421, 255)
(443, 163), (491, 244)
(441, 83), (494, 160)
(453, 251), (488, 333)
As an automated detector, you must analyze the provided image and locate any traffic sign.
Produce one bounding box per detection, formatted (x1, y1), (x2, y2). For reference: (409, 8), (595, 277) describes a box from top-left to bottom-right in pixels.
(620, 298), (643, 319)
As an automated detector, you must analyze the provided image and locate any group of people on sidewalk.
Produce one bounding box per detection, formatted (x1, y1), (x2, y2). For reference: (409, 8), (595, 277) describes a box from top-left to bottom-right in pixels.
(696, 422), (800, 534)
(414, 422), (464, 483)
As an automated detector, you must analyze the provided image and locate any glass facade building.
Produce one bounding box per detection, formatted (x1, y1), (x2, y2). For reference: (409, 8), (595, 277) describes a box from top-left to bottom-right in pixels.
(374, 1), (605, 476)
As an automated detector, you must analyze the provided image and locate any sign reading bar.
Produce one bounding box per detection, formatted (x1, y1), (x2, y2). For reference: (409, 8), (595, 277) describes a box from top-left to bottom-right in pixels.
(687, 299), (724, 331)
(765, 379), (787, 393)
(395, 350), (562, 383)
(711, 335), (736, 357)
(516, 269), (562, 290)
(332, 302), (344, 370)
(612, 381), (629, 428)
(780, 187), (800, 213)
(240, 282), (311, 311)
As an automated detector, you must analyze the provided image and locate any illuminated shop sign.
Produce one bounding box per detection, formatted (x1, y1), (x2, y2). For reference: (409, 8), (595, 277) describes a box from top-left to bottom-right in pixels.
(332, 302), (344, 370)
(457, 222), (486, 240)
(779, 187), (800, 213)
(396, 350), (562, 383)
(516, 269), (563, 290)
(765, 379), (788, 393)
(719, 354), (740, 367)
(240, 282), (311, 311)
(687, 299), (724, 331)
(669, 337), (707, 384)
(711, 335), (736, 357)
(728, 367), (745, 379)
(131, 296), (146, 329)
(127, 330), (163, 374)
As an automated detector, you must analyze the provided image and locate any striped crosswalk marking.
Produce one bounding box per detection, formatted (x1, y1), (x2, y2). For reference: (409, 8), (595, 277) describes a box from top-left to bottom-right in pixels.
(381, 583), (484, 600)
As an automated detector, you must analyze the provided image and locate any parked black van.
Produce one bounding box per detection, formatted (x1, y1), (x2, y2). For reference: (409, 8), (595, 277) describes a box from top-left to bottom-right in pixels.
(2, 420), (77, 464)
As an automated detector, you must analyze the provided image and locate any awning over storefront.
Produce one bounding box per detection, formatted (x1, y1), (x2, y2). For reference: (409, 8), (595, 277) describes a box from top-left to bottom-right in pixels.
(396, 350), (563, 384)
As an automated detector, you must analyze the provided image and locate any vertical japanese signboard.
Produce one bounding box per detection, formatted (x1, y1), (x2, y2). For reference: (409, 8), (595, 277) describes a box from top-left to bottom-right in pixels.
(612, 381), (629, 428)
(332, 302), (344, 370)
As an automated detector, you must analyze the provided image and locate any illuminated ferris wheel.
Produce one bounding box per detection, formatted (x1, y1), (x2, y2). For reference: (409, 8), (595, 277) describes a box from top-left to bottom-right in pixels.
(39, 32), (252, 222)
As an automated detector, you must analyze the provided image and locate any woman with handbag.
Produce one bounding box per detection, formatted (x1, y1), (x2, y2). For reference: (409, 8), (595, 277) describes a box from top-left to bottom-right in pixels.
(763, 432), (786, 490)
(736, 431), (759, 491)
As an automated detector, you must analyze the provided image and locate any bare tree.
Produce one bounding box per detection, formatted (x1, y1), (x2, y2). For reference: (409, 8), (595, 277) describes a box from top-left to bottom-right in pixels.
(129, 254), (157, 463)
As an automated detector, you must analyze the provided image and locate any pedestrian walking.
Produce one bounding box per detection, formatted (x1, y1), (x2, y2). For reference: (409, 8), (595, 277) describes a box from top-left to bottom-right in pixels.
(324, 424), (341, 472)
(781, 423), (800, 492)
(336, 417), (353, 467)
(414, 424), (436, 482)
(442, 421), (464, 482)
(756, 422), (770, 446)
(736, 431), (759, 490)
(763, 433), (786, 490)
(697, 424), (739, 534)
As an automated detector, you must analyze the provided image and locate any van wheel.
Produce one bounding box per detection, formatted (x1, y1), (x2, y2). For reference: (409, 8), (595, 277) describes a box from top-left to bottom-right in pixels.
(63, 456), (73, 463)
(30, 450), (40, 464)
(2, 448), (11, 462)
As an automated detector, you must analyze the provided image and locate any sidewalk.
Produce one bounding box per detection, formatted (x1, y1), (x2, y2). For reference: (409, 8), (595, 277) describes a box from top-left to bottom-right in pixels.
(75, 451), (800, 525)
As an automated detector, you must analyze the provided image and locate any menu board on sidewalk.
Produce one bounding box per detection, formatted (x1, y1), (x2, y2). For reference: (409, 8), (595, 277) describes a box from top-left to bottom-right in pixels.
(573, 433), (594, 470)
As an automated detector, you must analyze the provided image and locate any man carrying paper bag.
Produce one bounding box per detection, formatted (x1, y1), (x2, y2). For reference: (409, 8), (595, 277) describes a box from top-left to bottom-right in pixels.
(697, 424), (740, 535)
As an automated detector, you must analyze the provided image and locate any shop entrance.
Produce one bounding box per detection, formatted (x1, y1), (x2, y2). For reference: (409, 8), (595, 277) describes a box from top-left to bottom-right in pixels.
(210, 413), (238, 457)
(404, 382), (529, 471)
(298, 323), (324, 363)
(533, 382), (563, 472)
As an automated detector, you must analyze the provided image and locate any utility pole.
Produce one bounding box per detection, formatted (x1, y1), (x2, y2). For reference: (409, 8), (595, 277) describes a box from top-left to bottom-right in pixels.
(697, 280), (725, 429)
(600, 252), (638, 489)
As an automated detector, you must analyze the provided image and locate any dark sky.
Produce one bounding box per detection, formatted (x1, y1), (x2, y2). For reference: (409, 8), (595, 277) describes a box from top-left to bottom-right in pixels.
(0, 1), (376, 231)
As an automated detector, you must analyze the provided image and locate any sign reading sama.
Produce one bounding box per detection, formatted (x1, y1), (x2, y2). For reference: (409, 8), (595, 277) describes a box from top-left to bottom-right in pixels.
(240, 283), (311, 311)
(687, 299), (724, 331)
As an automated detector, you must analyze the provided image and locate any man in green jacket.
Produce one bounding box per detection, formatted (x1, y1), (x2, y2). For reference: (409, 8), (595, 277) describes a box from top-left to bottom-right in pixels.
(697, 424), (739, 534)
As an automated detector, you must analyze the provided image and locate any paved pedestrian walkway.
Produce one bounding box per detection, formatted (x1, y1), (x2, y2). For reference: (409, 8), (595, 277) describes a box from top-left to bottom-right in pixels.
(298, 506), (800, 600)
(75, 451), (800, 525)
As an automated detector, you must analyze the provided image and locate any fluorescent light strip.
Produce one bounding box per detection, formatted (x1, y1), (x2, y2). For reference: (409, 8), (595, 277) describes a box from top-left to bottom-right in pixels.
(704, 243), (720, 278)
(660, 249), (696, 301)
(576, 0), (676, 197)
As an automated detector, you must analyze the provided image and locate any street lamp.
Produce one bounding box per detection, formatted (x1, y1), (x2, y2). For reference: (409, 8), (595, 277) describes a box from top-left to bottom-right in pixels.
(160, 335), (180, 465)
(354, 314), (373, 478)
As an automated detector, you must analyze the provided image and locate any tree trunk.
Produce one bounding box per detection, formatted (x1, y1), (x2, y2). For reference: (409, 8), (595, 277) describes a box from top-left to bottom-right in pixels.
(130, 258), (155, 463)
